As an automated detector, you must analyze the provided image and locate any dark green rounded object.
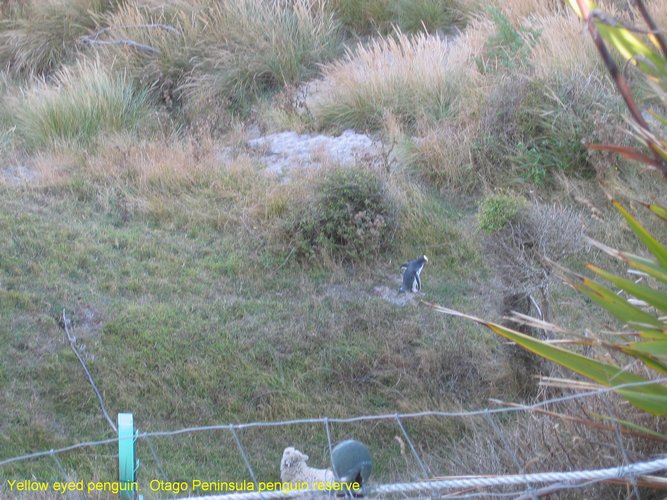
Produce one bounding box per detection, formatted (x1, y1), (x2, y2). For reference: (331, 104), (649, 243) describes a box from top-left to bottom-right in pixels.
(332, 439), (372, 490)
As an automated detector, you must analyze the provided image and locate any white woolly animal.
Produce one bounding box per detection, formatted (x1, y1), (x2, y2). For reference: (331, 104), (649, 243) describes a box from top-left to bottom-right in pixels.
(280, 447), (335, 491)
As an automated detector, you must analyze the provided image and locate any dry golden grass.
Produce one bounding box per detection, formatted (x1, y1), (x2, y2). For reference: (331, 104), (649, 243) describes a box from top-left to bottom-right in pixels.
(21, 151), (84, 189)
(97, 1), (201, 102)
(527, 10), (603, 80)
(88, 135), (218, 191)
(448, 14), (491, 70)
(398, 119), (482, 193)
(73, 133), (278, 229)
(649, 0), (667, 29)
(310, 29), (482, 130)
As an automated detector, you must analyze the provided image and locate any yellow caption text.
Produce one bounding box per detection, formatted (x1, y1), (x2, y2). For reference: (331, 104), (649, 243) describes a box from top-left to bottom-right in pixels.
(6, 479), (361, 495)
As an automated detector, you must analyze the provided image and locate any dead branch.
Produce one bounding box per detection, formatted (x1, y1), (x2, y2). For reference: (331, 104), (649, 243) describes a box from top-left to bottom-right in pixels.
(79, 23), (181, 56)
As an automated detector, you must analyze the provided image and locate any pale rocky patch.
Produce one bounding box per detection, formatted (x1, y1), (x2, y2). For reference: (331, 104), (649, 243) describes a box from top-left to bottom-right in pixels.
(0, 165), (38, 186)
(245, 129), (383, 177)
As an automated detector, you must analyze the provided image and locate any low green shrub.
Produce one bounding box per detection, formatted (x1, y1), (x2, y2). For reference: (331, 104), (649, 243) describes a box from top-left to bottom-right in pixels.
(477, 193), (525, 233)
(286, 167), (397, 263)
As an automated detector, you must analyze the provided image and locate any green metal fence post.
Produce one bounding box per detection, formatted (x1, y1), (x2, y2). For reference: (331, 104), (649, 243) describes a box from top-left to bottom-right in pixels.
(118, 413), (140, 500)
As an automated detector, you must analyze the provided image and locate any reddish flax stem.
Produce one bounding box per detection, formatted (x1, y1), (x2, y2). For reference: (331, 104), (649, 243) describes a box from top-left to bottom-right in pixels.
(634, 0), (667, 59)
(576, 0), (667, 177)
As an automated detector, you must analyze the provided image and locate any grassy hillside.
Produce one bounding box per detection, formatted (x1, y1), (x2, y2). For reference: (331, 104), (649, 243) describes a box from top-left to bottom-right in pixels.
(1, 0), (665, 498)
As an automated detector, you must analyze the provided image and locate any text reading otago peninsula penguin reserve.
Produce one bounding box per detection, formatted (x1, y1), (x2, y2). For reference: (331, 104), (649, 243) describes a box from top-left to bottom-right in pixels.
(6, 478), (361, 495)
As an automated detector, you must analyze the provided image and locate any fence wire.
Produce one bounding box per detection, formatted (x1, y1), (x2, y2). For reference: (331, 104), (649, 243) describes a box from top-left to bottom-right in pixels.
(1, 378), (665, 500)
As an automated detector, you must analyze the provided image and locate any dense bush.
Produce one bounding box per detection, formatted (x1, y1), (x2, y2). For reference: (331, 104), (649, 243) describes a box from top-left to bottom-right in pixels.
(286, 166), (397, 262)
(511, 80), (597, 183)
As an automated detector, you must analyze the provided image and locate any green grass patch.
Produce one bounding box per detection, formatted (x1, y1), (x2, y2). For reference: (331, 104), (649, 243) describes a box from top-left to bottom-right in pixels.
(330, 0), (465, 36)
(0, 177), (509, 485)
(476, 6), (540, 73)
(392, 180), (479, 271)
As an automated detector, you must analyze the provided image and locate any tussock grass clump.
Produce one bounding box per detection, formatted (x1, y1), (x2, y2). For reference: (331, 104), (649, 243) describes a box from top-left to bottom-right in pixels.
(509, 81), (595, 184)
(11, 60), (151, 151)
(0, 0), (118, 78)
(523, 11), (626, 180)
(97, 1), (202, 110)
(388, 7), (618, 191)
(101, 0), (341, 119)
(461, 6), (625, 188)
(184, 0), (341, 115)
(311, 30), (479, 131)
(391, 0), (464, 33)
(329, 0), (394, 35)
(397, 120), (480, 192)
(282, 166), (398, 263)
